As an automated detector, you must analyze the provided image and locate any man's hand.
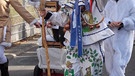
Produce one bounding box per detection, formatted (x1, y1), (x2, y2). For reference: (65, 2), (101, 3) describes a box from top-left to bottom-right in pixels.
(108, 21), (122, 28)
(34, 22), (41, 28)
(46, 21), (52, 28)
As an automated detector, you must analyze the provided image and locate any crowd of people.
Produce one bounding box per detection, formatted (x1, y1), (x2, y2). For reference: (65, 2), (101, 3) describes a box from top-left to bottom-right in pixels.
(0, 0), (135, 76)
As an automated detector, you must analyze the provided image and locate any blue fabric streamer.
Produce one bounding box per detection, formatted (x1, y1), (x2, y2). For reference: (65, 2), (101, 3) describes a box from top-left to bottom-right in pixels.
(70, 0), (83, 57)
(84, 0), (90, 11)
(70, 11), (77, 47)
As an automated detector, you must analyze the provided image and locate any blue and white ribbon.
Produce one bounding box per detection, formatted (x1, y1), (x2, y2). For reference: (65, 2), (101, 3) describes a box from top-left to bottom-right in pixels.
(70, 0), (83, 57)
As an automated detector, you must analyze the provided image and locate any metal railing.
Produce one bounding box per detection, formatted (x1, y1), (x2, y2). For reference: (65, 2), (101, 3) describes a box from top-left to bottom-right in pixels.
(10, 0), (40, 42)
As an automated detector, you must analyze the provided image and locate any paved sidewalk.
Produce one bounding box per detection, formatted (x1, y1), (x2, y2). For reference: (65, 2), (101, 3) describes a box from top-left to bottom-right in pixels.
(4, 33), (135, 76)
(5, 34), (41, 60)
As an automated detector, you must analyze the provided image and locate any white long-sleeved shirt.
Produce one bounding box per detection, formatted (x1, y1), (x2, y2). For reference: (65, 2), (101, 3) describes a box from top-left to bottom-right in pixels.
(104, 0), (135, 65)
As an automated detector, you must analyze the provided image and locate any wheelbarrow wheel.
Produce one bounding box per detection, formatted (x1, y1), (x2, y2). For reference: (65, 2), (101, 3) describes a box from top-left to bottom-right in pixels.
(34, 65), (46, 76)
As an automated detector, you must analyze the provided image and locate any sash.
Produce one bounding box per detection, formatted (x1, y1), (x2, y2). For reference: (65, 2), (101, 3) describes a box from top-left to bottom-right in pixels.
(70, 0), (83, 57)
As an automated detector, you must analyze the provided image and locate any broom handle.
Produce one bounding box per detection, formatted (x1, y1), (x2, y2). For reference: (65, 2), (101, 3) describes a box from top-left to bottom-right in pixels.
(40, 0), (51, 76)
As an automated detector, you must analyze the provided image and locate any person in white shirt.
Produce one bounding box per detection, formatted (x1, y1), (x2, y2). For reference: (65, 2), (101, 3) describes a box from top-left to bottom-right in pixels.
(103, 0), (135, 76)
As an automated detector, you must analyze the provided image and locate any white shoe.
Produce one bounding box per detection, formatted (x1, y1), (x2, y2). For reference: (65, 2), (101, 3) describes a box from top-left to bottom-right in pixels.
(0, 42), (12, 47)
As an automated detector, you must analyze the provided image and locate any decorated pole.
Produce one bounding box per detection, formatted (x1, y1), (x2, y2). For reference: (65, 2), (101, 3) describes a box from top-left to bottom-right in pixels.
(40, 0), (51, 76)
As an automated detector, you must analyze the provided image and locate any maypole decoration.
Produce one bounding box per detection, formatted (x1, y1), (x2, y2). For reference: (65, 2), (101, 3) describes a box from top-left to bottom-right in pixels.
(40, 0), (51, 76)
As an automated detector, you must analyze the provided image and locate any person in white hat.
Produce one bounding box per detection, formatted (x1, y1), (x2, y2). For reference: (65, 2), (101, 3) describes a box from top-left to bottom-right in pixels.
(39, 0), (114, 75)
(103, 0), (135, 76)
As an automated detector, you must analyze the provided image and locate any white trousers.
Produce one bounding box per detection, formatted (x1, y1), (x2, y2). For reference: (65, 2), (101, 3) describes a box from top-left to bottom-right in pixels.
(104, 38), (125, 76)
(0, 45), (7, 64)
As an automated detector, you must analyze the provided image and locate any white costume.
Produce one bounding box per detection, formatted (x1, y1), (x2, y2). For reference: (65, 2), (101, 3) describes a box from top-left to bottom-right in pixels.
(37, 17), (57, 47)
(45, 0), (114, 75)
(104, 0), (135, 76)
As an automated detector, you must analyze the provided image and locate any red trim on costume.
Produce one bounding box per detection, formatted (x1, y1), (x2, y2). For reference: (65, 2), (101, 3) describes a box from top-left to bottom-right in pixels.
(90, 0), (93, 13)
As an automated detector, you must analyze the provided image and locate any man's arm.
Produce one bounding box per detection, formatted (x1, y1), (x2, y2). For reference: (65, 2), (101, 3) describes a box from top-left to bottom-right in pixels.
(9, 0), (40, 27)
